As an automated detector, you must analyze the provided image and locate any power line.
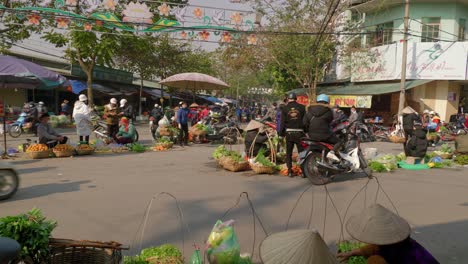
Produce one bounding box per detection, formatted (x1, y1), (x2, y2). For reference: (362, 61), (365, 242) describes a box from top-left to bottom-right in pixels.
(410, 18), (459, 40)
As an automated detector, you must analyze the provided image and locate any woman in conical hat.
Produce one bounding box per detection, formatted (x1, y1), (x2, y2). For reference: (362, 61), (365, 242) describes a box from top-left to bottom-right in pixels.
(337, 204), (439, 264)
(260, 229), (338, 264)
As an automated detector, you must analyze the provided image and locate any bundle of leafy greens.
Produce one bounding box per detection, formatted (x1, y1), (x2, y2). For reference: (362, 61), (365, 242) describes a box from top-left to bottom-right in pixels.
(195, 124), (208, 132)
(130, 143), (146, 153)
(255, 149), (276, 168)
(337, 241), (367, 264)
(454, 155), (468, 165)
(123, 244), (183, 264)
(213, 145), (229, 160)
(157, 137), (172, 144)
(0, 208), (57, 263)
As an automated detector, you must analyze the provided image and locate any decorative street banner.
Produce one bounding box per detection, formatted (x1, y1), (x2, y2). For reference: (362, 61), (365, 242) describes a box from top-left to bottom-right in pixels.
(329, 95), (372, 108)
(297, 95), (309, 106)
(351, 42), (468, 82)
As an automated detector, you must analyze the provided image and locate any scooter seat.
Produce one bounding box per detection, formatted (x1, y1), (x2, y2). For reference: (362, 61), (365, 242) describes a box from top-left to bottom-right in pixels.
(0, 237), (20, 263)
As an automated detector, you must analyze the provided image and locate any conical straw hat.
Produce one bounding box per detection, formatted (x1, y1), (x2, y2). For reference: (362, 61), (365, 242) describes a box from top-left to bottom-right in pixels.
(401, 106), (417, 114)
(346, 204), (410, 245)
(260, 229), (339, 264)
(245, 120), (264, 131)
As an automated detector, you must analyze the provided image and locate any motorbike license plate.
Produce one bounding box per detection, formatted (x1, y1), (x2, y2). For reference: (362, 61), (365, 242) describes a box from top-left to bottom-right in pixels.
(298, 151), (308, 165)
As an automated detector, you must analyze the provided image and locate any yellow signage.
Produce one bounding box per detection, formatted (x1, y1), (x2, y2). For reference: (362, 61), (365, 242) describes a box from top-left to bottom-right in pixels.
(329, 95), (372, 108)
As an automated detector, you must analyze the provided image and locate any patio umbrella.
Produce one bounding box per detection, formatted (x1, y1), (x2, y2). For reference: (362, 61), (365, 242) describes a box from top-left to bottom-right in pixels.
(0, 55), (67, 90)
(159, 72), (230, 91)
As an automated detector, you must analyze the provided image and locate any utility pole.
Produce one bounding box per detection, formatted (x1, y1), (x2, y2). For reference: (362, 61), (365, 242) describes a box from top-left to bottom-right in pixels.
(398, 0), (410, 114)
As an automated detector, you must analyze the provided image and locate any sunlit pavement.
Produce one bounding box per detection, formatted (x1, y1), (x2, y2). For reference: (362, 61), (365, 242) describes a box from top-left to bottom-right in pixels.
(1, 127), (467, 263)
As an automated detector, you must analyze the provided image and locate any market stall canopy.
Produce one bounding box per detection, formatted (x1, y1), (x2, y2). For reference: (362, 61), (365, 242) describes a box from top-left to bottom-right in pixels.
(260, 229), (339, 264)
(199, 95), (223, 104)
(159, 72), (230, 90)
(219, 97), (237, 104)
(69, 80), (122, 96)
(0, 55), (67, 89)
(289, 80), (432, 96)
(143, 88), (181, 99)
(401, 106), (417, 114)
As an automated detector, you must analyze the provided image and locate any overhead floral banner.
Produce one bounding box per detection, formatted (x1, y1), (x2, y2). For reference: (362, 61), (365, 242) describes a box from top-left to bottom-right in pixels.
(0, 1), (259, 44)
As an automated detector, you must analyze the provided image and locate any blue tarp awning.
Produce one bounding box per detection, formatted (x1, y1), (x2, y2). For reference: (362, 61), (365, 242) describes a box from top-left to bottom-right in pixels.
(200, 95), (223, 103)
(143, 88), (181, 99)
(70, 80), (122, 96)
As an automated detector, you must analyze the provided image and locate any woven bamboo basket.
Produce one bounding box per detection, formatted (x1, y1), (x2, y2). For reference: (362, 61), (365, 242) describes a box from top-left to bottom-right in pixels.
(53, 149), (74, 158)
(159, 127), (173, 137)
(28, 150), (50, 159)
(222, 157), (250, 172)
(250, 163), (276, 174)
(76, 148), (95, 156)
(218, 156), (229, 167)
(389, 135), (406, 144)
(49, 238), (126, 264)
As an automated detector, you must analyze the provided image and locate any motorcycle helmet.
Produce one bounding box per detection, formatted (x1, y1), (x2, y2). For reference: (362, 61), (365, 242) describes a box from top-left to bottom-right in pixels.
(38, 101), (44, 105)
(154, 104), (159, 108)
(317, 94), (330, 104)
(79, 94), (88, 102)
(120, 99), (127, 107)
(110, 98), (117, 104)
(287, 92), (297, 100)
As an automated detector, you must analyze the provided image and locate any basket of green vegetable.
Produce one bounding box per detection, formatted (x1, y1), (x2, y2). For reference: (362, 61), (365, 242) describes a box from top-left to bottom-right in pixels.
(190, 124), (208, 136)
(154, 138), (174, 150)
(130, 143), (147, 153)
(212, 145), (230, 161)
(222, 152), (250, 172)
(251, 149), (277, 174)
(433, 144), (454, 159)
(454, 155), (468, 165)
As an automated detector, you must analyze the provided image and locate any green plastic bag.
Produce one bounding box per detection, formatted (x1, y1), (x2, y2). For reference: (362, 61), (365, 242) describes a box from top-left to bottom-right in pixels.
(190, 248), (203, 264)
(206, 220), (240, 264)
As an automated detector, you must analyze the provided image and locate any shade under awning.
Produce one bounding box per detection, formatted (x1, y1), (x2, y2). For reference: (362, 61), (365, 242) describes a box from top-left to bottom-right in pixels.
(143, 88), (181, 99)
(289, 80), (433, 96)
(199, 95), (223, 103)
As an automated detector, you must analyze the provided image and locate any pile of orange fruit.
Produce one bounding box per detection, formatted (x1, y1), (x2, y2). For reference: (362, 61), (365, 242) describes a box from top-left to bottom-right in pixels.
(53, 144), (74, 151)
(26, 144), (48, 152)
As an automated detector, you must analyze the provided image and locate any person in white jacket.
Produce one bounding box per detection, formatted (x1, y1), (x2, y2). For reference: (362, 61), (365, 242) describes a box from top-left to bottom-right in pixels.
(73, 94), (92, 144)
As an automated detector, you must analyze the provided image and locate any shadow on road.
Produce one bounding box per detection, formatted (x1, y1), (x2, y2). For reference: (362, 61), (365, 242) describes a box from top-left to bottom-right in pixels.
(17, 166), (57, 175)
(9, 180), (91, 201)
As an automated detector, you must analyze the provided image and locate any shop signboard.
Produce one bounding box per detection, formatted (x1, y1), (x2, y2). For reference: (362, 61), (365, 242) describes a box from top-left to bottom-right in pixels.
(330, 95), (372, 108)
(71, 65), (133, 84)
(351, 42), (468, 82)
(351, 44), (399, 82)
(297, 95), (309, 106)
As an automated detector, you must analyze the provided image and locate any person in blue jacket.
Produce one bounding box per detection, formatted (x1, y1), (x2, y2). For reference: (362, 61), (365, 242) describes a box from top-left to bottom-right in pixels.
(177, 102), (190, 147)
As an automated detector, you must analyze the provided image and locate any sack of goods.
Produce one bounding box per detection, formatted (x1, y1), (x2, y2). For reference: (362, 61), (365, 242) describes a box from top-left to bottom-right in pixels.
(456, 134), (468, 153)
(158, 116), (170, 127)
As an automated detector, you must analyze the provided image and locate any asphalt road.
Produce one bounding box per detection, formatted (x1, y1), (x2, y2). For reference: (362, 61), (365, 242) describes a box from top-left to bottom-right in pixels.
(0, 126), (467, 263)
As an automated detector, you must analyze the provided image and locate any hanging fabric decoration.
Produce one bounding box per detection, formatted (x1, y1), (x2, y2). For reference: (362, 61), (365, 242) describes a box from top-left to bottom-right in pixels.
(102, 0), (118, 11)
(247, 34), (257, 45)
(173, 6), (187, 23)
(65, 0), (77, 6)
(180, 31), (187, 38)
(212, 10), (224, 25)
(82, 0), (101, 13)
(230, 12), (243, 25)
(54, 0), (65, 8)
(56, 17), (70, 29)
(199, 30), (210, 40)
(193, 7), (203, 19)
(122, 2), (153, 24)
(221, 32), (232, 43)
(158, 3), (171, 17)
(27, 13), (41, 25)
(84, 22), (93, 31)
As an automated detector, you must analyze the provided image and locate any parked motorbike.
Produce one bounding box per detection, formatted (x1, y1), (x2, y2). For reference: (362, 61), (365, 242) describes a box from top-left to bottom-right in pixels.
(0, 237), (20, 263)
(0, 161), (19, 200)
(333, 120), (375, 143)
(201, 116), (243, 144)
(299, 122), (371, 185)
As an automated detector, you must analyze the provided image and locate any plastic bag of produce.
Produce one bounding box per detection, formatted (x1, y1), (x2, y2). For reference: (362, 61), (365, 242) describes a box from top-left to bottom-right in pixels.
(206, 220), (240, 264)
(158, 116), (170, 127)
(189, 248), (203, 264)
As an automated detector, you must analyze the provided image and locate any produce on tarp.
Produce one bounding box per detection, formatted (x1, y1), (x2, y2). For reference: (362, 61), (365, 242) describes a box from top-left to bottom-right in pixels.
(130, 143), (147, 153)
(454, 155), (468, 165)
(369, 154), (397, 172)
(206, 220), (241, 264)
